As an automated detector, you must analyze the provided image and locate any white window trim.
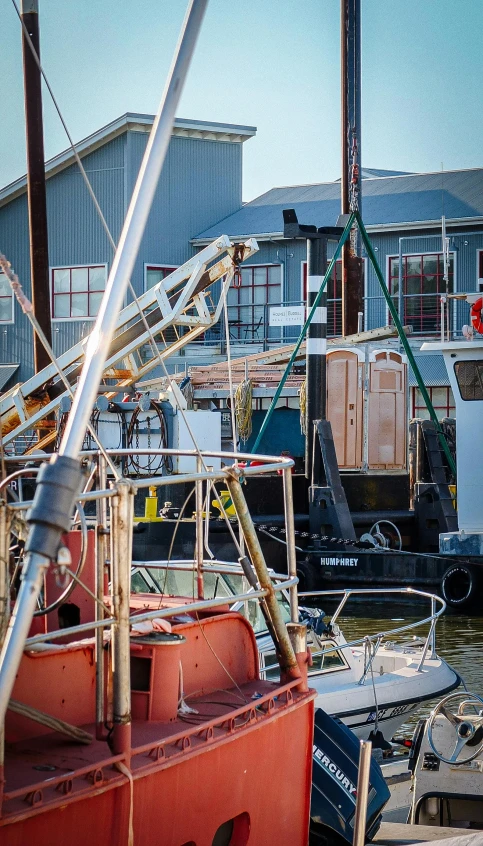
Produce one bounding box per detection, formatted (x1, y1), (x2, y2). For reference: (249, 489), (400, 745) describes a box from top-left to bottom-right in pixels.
(51, 263), (108, 322)
(385, 250), (458, 333)
(143, 263), (178, 292)
(0, 271), (14, 325)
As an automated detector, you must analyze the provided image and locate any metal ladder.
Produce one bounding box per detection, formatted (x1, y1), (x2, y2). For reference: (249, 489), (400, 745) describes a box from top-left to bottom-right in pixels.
(0, 236), (257, 448)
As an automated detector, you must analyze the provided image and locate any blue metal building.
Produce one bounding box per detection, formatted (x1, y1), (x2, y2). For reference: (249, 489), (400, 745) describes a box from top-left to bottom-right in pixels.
(0, 113), (255, 384)
(193, 166), (483, 417)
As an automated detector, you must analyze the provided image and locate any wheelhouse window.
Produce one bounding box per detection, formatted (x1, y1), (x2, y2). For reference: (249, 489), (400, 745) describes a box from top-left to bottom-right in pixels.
(145, 265), (177, 290)
(454, 361), (483, 401)
(412, 386), (455, 419)
(389, 253), (454, 335)
(52, 265), (107, 319)
(0, 272), (13, 323)
(226, 265), (282, 340)
(302, 260), (343, 337)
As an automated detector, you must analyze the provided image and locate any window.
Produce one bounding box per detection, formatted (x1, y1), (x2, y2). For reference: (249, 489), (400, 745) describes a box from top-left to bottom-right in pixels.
(412, 386), (455, 419)
(478, 251), (483, 290)
(226, 265), (282, 340)
(145, 265), (177, 290)
(388, 253), (454, 335)
(52, 265), (107, 319)
(261, 638), (347, 680)
(454, 361), (483, 401)
(301, 260), (343, 337)
(0, 272), (13, 323)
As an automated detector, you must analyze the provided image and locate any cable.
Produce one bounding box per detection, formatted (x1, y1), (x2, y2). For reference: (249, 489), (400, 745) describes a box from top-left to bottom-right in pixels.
(126, 402), (171, 476)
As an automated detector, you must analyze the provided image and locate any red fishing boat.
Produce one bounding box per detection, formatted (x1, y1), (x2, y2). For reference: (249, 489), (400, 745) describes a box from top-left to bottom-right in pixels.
(0, 2), (316, 842)
(0, 457), (315, 846)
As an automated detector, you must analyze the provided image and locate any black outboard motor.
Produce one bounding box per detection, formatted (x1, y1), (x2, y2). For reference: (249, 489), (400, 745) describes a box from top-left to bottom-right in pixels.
(310, 708), (390, 845)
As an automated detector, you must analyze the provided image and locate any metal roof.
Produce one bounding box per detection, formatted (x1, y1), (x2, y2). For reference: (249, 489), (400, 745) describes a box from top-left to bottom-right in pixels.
(193, 167), (483, 242)
(0, 114), (256, 208)
(0, 364), (19, 392)
(409, 354), (449, 387)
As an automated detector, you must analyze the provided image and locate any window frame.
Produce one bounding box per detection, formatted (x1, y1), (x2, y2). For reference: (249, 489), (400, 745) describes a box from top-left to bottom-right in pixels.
(226, 262), (283, 340)
(386, 250), (457, 337)
(453, 361), (483, 402)
(477, 250), (483, 291)
(0, 271), (14, 325)
(143, 263), (178, 292)
(51, 263), (108, 322)
(412, 385), (455, 419)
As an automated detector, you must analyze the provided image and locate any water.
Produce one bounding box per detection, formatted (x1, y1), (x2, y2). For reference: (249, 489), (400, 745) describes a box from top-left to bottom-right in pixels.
(331, 598), (483, 737)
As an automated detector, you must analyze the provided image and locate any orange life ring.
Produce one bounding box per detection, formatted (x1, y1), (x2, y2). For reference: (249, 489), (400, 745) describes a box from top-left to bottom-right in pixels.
(471, 297), (483, 334)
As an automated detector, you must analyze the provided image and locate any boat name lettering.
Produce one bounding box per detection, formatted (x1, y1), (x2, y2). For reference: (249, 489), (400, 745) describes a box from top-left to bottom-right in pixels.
(320, 557), (359, 567)
(366, 703), (412, 724)
(312, 744), (357, 798)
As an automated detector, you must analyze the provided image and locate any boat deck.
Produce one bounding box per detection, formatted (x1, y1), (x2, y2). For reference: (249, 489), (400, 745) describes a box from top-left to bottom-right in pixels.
(2, 678), (303, 821)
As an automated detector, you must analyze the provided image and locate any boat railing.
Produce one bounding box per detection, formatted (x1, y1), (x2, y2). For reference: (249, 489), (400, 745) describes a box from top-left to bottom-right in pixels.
(261, 588), (446, 682)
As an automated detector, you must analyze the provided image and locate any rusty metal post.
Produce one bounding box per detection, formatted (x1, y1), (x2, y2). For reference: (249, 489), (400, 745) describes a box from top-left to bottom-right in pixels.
(110, 480), (133, 762)
(225, 468), (300, 682)
(95, 455), (108, 740)
(21, 0), (52, 373)
(287, 623), (308, 693)
(195, 456), (204, 599)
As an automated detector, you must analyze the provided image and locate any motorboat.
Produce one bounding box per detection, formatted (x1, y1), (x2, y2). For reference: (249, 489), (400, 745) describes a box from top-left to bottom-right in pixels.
(131, 562), (460, 743)
(408, 689), (483, 831)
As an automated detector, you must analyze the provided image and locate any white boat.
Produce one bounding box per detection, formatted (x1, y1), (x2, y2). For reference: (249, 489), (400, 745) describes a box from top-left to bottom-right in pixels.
(131, 562), (460, 741)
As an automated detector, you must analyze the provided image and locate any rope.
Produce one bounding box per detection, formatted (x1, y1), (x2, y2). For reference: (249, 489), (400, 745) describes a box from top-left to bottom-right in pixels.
(115, 761), (134, 846)
(364, 636), (379, 734)
(8, 699), (93, 744)
(299, 379), (307, 436)
(234, 380), (253, 443)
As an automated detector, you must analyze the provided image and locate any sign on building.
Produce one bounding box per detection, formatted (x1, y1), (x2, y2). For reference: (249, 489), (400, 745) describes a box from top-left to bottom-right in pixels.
(269, 305), (305, 326)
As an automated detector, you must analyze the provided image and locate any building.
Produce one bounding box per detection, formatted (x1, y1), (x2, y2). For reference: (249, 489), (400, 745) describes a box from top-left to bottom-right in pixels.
(193, 166), (483, 418)
(1, 113), (483, 418)
(0, 113), (255, 384)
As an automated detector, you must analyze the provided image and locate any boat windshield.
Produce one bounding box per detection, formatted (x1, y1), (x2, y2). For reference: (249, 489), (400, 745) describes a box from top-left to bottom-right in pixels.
(131, 566), (291, 634)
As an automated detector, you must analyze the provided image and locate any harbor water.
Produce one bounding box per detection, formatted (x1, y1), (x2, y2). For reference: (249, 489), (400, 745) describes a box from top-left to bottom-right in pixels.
(335, 601), (483, 737)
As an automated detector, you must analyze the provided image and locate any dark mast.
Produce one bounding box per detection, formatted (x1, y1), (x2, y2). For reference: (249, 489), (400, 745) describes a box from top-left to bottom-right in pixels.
(340, 0), (364, 335)
(21, 0), (52, 372)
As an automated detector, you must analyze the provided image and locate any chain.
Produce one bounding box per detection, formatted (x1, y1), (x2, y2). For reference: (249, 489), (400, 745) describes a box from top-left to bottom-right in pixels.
(256, 523), (370, 549)
(147, 415), (151, 450)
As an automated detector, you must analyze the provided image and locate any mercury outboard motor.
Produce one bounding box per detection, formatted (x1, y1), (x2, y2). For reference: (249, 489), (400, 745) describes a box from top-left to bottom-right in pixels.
(310, 708), (390, 845)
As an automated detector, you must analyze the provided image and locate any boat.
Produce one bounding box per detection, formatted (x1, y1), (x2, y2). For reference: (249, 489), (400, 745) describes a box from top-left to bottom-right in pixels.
(0, 3), (320, 843)
(131, 558), (459, 742)
(409, 689), (483, 830)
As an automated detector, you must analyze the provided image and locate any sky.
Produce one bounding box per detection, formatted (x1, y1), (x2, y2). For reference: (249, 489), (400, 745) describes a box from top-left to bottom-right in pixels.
(2, 0), (483, 202)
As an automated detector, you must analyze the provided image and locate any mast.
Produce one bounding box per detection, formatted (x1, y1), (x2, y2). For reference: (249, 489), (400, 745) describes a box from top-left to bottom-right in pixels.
(340, 0), (363, 336)
(21, 0), (52, 372)
(0, 0), (208, 726)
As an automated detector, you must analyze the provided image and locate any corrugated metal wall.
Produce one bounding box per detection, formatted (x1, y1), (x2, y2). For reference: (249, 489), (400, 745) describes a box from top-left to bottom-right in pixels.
(126, 131), (243, 293)
(0, 128), (243, 381)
